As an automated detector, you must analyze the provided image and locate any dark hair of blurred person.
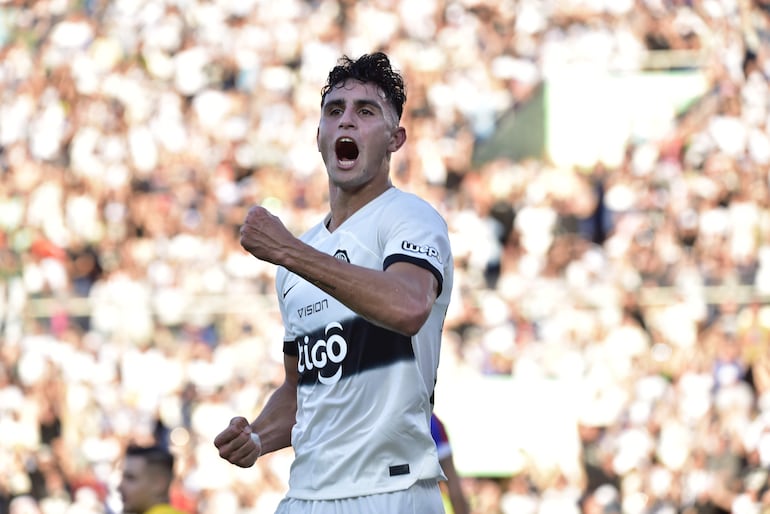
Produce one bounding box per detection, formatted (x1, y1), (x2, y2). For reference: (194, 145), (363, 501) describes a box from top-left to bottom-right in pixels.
(118, 445), (187, 514)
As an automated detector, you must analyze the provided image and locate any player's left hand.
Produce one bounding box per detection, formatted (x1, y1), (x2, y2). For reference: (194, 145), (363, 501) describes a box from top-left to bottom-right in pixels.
(213, 416), (262, 468)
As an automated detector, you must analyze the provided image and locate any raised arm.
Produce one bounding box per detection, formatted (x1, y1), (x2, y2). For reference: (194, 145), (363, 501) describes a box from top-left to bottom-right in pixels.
(240, 205), (439, 336)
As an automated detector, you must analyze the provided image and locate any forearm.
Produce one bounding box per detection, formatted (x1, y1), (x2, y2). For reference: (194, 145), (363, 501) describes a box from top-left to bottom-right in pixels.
(251, 380), (296, 455)
(281, 239), (436, 336)
(448, 484), (469, 514)
(441, 457), (469, 514)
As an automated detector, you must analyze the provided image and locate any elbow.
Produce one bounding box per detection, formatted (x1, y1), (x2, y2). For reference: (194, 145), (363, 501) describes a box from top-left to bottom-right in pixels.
(377, 270), (439, 336)
(392, 299), (432, 337)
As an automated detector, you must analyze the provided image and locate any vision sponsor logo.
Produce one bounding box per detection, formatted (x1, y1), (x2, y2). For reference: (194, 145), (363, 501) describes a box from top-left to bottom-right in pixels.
(401, 240), (441, 263)
(298, 298), (328, 318)
(297, 321), (348, 385)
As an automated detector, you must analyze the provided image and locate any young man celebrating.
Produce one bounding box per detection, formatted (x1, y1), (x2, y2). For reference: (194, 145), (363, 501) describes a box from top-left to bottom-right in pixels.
(214, 52), (454, 513)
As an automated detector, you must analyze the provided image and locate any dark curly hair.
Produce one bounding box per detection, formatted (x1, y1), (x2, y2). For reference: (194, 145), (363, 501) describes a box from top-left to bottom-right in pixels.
(321, 52), (406, 121)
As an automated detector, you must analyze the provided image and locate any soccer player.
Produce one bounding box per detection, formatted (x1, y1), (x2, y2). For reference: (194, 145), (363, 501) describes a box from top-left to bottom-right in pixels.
(432, 413), (470, 514)
(214, 51), (454, 514)
(118, 444), (186, 514)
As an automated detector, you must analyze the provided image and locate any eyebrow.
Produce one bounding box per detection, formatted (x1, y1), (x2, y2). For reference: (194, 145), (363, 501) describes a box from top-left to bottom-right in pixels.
(323, 98), (383, 113)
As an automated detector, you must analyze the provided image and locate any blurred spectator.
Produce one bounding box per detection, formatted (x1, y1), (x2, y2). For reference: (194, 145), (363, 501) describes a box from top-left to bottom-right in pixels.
(117, 444), (186, 514)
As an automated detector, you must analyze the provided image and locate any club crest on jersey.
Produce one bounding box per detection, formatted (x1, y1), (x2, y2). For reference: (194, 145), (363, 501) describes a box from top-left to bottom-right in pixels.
(297, 321), (348, 385)
(401, 240), (441, 263)
(333, 249), (350, 262)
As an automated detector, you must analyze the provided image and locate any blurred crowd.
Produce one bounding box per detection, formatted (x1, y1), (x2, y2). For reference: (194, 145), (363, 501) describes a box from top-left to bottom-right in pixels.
(1, 0), (770, 513)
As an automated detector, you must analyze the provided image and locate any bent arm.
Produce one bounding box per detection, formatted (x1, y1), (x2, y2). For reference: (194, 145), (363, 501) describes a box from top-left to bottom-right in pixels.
(214, 355), (298, 467)
(251, 354), (299, 455)
(283, 244), (438, 336)
(239, 204), (443, 336)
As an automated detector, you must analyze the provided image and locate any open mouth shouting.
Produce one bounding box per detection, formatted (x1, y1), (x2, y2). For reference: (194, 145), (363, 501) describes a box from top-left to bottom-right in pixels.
(335, 137), (359, 169)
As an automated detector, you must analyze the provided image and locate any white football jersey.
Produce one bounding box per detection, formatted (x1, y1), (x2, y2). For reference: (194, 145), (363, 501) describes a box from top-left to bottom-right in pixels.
(275, 187), (454, 500)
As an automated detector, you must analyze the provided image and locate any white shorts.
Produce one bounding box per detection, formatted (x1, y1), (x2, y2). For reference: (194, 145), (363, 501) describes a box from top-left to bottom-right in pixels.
(274, 480), (445, 514)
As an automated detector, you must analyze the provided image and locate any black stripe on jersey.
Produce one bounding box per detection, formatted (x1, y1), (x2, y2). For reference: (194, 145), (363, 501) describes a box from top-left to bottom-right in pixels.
(383, 254), (444, 296)
(292, 316), (415, 386)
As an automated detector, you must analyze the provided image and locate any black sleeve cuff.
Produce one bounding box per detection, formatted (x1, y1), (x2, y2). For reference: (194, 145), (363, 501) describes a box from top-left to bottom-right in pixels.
(283, 340), (298, 356)
(383, 254), (444, 297)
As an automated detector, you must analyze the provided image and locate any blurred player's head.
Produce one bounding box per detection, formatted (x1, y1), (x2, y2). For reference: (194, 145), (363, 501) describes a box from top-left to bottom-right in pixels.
(119, 444), (175, 514)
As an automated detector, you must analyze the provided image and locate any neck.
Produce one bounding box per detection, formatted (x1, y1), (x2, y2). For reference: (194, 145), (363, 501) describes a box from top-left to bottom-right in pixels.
(327, 182), (392, 231)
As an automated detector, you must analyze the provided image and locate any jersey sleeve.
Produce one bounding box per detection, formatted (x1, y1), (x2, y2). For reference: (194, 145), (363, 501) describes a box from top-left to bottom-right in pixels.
(275, 266), (298, 355)
(381, 195), (451, 296)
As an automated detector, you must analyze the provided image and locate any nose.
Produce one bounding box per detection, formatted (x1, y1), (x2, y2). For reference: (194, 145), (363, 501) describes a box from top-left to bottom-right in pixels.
(338, 108), (355, 128)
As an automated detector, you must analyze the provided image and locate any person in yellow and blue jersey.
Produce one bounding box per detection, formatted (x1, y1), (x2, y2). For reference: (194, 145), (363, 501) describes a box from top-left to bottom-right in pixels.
(432, 413), (470, 514)
(118, 444), (187, 514)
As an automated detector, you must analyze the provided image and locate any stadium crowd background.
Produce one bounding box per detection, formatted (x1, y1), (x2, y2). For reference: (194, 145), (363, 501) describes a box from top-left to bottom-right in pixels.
(1, 0), (770, 513)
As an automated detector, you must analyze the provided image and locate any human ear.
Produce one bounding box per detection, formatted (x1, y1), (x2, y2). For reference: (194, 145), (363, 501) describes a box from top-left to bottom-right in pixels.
(388, 126), (406, 153)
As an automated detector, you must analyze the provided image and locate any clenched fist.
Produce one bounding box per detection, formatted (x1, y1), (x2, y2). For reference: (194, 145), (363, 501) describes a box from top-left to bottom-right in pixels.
(213, 416), (262, 468)
(239, 205), (297, 265)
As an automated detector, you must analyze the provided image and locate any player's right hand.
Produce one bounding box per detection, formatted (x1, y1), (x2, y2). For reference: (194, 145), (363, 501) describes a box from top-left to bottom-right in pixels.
(214, 416), (262, 468)
(239, 205), (296, 266)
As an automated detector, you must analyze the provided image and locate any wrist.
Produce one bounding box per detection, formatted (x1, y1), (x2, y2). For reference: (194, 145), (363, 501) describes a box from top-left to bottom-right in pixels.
(250, 432), (262, 458)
